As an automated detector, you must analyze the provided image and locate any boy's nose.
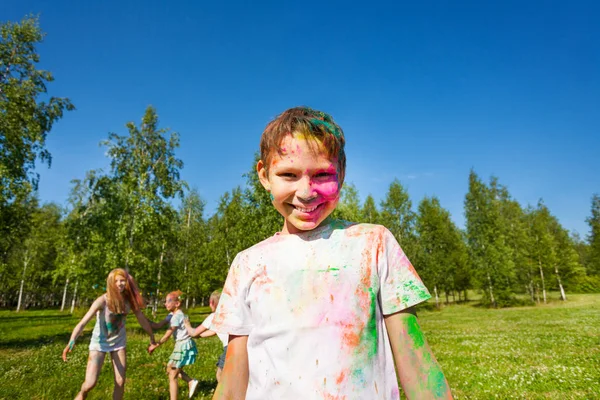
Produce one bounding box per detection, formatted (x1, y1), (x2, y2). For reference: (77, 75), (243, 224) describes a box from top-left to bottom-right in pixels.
(297, 178), (317, 200)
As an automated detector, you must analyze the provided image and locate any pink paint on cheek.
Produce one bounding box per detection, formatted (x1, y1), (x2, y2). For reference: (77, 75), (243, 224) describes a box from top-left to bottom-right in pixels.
(313, 182), (340, 199)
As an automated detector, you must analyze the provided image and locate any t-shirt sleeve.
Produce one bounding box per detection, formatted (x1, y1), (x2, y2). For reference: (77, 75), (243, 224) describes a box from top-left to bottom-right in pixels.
(378, 227), (431, 315)
(200, 313), (214, 329)
(169, 311), (183, 328)
(211, 252), (254, 336)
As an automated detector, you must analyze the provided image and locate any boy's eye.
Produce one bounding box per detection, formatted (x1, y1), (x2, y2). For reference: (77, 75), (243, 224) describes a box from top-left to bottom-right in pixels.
(315, 172), (336, 179)
(278, 172), (296, 178)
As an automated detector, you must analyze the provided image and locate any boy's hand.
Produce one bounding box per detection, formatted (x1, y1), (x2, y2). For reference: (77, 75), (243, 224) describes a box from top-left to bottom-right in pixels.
(184, 317), (192, 328)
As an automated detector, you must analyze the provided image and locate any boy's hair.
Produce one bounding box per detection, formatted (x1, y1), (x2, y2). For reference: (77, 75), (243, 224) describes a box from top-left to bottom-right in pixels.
(209, 290), (222, 306)
(106, 268), (145, 314)
(260, 106), (347, 185)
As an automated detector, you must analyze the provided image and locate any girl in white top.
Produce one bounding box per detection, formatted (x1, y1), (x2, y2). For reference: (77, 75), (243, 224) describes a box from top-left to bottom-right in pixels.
(62, 268), (156, 400)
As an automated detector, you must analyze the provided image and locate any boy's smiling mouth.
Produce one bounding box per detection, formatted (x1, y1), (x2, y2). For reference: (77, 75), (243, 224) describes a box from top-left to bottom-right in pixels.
(292, 203), (322, 213)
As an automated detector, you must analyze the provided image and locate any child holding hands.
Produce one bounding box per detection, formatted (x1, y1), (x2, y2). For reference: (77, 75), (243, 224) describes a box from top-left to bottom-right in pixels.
(210, 107), (453, 399)
(184, 290), (229, 383)
(62, 268), (156, 400)
(148, 290), (199, 399)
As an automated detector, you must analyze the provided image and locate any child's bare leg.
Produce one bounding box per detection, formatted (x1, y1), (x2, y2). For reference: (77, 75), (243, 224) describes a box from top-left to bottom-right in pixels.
(110, 348), (127, 400)
(178, 367), (192, 383)
(216, 367), (222, 383)
(75, 351), (105, 400)
(168, 365), (180, 400)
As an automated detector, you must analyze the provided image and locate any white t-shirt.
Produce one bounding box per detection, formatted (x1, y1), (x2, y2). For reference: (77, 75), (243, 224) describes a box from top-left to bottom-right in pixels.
(202, 312), (229, 347)
(212, 221), (431, 400)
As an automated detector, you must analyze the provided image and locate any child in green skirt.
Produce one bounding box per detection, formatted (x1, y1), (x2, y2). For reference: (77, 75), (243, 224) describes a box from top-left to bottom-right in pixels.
(149, 290), (199, 399)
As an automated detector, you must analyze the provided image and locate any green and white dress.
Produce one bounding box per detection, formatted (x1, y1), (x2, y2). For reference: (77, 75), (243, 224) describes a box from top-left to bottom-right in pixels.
(168, 309), (198, 368)
(89, 295), (129, 352)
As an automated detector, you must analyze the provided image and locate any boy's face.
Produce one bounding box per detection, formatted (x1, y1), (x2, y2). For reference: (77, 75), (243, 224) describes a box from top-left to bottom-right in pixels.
(257, 133), (340, 234)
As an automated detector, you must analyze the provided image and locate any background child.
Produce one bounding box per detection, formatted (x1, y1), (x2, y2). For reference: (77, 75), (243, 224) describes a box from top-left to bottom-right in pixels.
(210, 107), (453, 399)
(62, 268), (156, 400)
(184, 290), (229, 383)
(148, 290), (199, 400)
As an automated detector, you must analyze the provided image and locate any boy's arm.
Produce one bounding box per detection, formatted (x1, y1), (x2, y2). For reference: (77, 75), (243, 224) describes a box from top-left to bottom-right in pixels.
(212, 335), (249, 400)
(199, 329), (216, 338)
(385, 307), (453, 400)
(184, 317), (209, 338)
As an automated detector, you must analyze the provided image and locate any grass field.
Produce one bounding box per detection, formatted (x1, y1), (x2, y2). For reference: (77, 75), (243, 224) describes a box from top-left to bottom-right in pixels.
(0, 293), (598, 399)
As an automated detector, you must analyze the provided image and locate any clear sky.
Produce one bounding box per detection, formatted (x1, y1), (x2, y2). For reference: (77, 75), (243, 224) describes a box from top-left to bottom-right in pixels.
(4, 0), (599, 237)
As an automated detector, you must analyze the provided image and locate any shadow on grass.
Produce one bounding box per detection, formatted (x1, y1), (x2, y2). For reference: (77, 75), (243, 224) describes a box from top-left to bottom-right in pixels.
(0, 332), (92, 350)
(193, 379), (218, 396)
(0, 313), (75, 321)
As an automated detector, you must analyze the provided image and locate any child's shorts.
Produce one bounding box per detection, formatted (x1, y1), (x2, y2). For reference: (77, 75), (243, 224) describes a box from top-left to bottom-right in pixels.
(168, 339), (197, 368)
(216, 345), (227, 369)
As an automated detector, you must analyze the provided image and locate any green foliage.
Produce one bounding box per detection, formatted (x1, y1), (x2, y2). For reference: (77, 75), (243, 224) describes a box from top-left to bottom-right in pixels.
(380, 179), (418, 259)
(416, 196), (470, 304)
(0, 15), (73, 268)
(464, 172), (517, 307)
(586, 194), (600, 276)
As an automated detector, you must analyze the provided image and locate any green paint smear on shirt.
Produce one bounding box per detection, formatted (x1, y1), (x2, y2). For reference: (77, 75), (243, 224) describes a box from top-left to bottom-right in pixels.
(406, 314), (425, 349)
(402, 280), (431, 302)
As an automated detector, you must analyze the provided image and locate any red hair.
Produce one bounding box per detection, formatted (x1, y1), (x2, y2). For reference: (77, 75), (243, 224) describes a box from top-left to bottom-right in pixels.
(106, 268), (145, 314)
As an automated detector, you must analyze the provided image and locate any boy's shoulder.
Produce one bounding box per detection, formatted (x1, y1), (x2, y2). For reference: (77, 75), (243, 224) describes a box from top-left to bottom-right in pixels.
(238, 220), (391, 256)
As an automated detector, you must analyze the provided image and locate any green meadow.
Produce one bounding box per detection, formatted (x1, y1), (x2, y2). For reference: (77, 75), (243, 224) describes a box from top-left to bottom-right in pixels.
(0, 293), (598, 399)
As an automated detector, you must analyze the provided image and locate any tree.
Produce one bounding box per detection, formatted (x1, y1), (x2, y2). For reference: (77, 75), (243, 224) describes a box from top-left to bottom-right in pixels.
(333, 183), (361, 222)
(464, 171), (516, 307)
(100, 106), (186, 280)
(416, 196), (470, 307)
(379, 179), (417, 258)
(360, 194), (380, 224)
(586, 194), (600, 276)
(14, 201), (62, 311)
(0, 15), (74, 265)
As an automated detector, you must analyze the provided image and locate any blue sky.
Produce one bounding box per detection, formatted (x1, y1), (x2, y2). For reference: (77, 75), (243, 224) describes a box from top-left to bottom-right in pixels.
(4, 0), (599, 237)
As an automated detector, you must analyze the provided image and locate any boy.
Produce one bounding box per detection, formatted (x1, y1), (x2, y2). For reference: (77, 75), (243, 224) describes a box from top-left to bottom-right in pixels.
(184, 290), (229, 383)
(210, 107), (453, 399)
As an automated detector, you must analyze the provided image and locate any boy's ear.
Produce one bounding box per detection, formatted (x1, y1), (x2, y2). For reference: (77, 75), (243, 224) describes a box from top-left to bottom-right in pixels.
(257, 160), (270, 191)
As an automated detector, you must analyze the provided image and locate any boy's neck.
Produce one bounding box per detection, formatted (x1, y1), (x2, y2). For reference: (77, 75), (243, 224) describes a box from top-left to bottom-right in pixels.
(280, 216), (334, 235)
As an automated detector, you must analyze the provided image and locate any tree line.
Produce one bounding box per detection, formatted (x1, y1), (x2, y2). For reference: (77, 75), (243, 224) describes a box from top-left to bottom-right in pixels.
(2, 16), (599, 311)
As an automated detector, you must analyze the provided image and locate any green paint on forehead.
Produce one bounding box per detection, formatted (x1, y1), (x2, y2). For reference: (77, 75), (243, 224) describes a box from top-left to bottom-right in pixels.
(406, 314), (425, 349)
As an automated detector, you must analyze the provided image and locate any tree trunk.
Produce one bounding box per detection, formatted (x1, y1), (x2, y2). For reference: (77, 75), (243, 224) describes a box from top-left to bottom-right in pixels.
(153, 241), (166, 319)
(434, 285), (440, 309)
(184, 208), (191, 309)
(487, 273), (496, 307)
(535, 283), (540, 304)
(16, 251), (30, 312)
(538, 257), (547, 304)
(70, 280), (79, 314)
(60, 277), (70, 312)
(554, 264), (567, 301)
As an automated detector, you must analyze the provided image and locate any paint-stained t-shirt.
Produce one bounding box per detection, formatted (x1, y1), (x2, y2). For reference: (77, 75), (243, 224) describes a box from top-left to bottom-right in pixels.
(211, 220), (431, 400)
(170, 310), (192, 342)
